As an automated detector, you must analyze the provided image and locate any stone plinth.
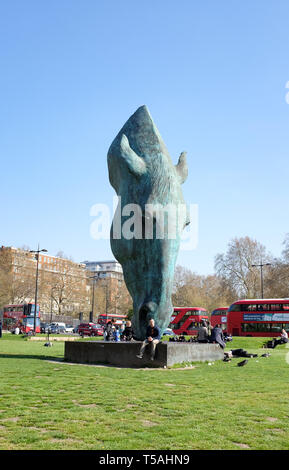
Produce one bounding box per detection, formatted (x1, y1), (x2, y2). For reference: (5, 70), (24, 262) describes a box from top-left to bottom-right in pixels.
(64, 341), (224, 368)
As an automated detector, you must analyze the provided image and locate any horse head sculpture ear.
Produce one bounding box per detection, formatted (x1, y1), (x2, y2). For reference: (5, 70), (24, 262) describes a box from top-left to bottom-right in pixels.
(175, 152), (188, 184)
(119, 134), (147, 177)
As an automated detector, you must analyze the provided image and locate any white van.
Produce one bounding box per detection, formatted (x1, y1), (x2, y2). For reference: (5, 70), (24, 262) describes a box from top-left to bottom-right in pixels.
(51, 322), (66, 329)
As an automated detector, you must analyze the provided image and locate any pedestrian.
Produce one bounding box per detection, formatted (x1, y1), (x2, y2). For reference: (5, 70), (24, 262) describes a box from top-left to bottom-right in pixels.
(136, 318), (161, 361)
(210, 324), (226, 349)
(272, 329), (288, 348)
(206, 319), (212, 339)
(121, 320), (133, 341)
(113, 325), (120, 342)
(119, 323), (125, 336)
(0, 320), (2, 338)
(104, 320), (115, 341)
(197, 320), (208, 343)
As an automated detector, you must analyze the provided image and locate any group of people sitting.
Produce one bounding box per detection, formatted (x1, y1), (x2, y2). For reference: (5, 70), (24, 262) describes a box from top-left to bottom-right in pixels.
(195, 320), (232, 349)
(169, 321), (231, 349)
(104, 318), (231, 352)
(104, 317), (161, 361)
(103, 319), (133, 342)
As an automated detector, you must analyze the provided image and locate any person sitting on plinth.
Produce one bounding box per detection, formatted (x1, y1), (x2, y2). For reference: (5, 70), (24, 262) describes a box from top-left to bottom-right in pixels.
(121, 320), (134, 341)
(136, 318), (161, 361)
(104, 320), (115, 342)
(210, 324), (226, 349)
(113, 325), (120, 342)
(197, 320), (209, 343)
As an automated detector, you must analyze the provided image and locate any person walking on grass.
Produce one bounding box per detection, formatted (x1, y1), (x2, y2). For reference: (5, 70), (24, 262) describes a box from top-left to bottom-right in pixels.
(136, 318), (161, 361)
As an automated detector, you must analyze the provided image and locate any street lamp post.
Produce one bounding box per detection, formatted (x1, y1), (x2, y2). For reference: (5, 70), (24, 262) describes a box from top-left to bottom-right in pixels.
(89, 274), (108, 324)
(30, 245), (47, 334)
(89, 274), (99, 323)
(251, 260), (272, 299)
(47, 286), (57, 344)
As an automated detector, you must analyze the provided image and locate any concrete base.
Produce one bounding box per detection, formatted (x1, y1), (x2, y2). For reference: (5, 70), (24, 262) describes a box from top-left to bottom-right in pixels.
(64, 341), (224, 368)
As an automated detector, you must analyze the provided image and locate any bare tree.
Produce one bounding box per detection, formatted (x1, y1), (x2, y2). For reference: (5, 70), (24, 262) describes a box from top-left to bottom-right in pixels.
(55, 251), (74, 262)
(215, 236), (272, 298)
(0, 247), (36, 307)
(264, 234), (289, 297)
(172, 265), (235, 312)
(0, 249), (12, 307)
(40, 264), (90, 316)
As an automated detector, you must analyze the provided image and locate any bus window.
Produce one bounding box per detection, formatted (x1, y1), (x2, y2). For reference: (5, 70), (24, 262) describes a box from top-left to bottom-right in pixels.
(271, 304), (283, 311)
(247, 305), (254, 311)
(229, 304), (243, 312)
(241, 323), (256, 332)
(271, 323), (282, 333)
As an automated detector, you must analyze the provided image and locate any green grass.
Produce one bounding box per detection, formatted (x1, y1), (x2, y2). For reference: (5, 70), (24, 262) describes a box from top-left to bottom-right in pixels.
(0, 334), (288, 450)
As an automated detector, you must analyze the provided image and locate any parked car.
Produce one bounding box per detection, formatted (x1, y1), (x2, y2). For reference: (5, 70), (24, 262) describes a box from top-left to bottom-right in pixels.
(94, 325), (104, 336)
(50, 322), (66, 330)
(65, 324), (74, 333)
(78, 323), (103, 337)
(163, 328), (175, 337)
(49, 324), (66, 334)
(40, 322), (50, 334)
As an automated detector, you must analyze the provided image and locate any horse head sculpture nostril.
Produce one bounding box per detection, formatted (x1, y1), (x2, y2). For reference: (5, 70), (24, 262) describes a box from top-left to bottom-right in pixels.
(139, 301), (157, 323)
(138, 305), (150, 330)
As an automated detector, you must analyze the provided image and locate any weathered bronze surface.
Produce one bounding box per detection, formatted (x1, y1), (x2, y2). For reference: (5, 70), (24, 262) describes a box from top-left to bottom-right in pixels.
(107, 106), (189, 340)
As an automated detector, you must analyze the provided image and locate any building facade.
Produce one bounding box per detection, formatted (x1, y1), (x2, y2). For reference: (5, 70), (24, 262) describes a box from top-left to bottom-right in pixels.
(0, 246), (91, 317)
(82, 259), (132, 318)
(0, 247), (132, 322)
(82, 260), (124, 280)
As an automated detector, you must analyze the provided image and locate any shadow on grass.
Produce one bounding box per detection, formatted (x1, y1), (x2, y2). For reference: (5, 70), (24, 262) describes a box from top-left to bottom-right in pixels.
(0, 353), (63, 362)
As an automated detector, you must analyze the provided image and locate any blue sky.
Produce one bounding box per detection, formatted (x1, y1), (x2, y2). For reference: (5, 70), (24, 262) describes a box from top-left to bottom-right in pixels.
(1, 0), (289, 274)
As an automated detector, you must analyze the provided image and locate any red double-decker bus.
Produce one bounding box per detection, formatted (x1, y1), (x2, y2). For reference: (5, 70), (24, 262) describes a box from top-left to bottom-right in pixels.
(227, 299), (289, 337)
(169, 307), (209, 335)
(97, 313), (127, 326)
(210, 307), (228, 330)
(3, 303), (40, 333)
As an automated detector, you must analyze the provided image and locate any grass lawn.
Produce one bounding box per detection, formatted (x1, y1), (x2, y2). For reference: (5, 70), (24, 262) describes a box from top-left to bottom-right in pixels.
(0, 334), (288, 450)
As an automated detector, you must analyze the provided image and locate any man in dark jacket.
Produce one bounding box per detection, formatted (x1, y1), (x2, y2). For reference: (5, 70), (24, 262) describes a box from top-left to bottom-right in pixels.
(121, 320), (133, 341)
(197, 320), (209, 343)
(210, 324), (226, 349)
(104, 320), (115, 341)
(136, 318), (161, 361)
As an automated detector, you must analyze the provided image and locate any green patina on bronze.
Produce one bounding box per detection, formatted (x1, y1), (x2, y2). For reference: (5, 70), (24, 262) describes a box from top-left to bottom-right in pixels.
(107, 106), (189, 340)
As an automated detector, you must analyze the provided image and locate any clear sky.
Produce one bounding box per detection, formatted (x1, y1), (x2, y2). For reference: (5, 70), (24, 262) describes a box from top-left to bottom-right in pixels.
(1, 0), (289, 274)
